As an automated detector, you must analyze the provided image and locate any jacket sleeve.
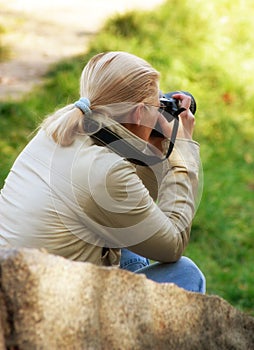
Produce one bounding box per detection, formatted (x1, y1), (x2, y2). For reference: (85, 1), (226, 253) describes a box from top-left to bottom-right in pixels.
(82, 138), (200, 263)
(131, 138), (200, 262)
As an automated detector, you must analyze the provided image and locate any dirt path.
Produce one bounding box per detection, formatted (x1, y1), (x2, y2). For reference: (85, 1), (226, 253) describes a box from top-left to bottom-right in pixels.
(0, 0), (163, 101)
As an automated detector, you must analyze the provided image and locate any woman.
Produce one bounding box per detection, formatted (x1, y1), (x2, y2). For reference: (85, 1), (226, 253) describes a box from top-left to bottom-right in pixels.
(0, 51), (205, 293)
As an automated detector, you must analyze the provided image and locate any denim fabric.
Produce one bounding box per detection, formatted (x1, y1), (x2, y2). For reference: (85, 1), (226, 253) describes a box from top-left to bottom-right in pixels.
(120, 248), (150, 272)
(120, 249), (206, 294)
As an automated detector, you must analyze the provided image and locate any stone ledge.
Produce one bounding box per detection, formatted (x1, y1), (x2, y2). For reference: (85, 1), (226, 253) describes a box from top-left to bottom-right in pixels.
(0, 247), (253, 349)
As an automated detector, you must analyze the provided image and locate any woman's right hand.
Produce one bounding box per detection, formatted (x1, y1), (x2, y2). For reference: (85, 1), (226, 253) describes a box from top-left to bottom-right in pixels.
(157, 93), (196, 140)
(172, 93), (195, 139)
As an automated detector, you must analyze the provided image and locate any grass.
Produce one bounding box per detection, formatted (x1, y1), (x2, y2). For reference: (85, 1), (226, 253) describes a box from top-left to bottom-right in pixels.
(0, 0), (254, 315)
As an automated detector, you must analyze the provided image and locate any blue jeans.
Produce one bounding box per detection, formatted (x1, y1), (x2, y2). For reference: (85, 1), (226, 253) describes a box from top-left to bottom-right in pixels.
(120, 248), (206, 293)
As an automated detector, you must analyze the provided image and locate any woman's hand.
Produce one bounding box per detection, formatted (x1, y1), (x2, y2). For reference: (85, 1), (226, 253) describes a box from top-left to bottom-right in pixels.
(172, 93), (195, 139)
(148, 93), (195, 152)
(152, 93), (195, 137)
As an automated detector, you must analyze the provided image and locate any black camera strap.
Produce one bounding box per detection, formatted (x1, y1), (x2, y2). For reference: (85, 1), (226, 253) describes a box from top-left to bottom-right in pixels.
(89, 112), (182, 166)
(91, 126), (159, 166)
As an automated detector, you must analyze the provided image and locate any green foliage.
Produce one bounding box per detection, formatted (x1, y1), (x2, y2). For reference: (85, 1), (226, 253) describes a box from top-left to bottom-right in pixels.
(0, 0), (253, 315)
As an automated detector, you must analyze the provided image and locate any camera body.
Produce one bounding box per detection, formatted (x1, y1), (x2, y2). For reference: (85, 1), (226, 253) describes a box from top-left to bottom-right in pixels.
(151, 90), (197, 137)
(160, 90), (197, 118)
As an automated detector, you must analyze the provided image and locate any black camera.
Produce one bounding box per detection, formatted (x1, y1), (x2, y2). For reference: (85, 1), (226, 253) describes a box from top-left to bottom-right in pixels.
(151, 90), (197, 137)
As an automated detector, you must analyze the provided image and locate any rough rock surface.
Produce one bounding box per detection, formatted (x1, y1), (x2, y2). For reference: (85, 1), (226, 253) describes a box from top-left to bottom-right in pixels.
(0, 247), (253, 349)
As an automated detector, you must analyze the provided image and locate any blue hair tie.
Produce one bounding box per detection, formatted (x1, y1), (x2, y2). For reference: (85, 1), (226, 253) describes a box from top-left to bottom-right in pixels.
(74, 97), (92, 116)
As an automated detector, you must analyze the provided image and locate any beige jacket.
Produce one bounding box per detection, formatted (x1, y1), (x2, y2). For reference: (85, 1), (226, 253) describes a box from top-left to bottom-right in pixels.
(0, 116), (200, 266)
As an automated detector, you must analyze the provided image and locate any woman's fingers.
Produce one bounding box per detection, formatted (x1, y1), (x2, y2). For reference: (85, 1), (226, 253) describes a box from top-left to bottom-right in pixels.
(151, 92), (196, 143)
(172, 93), (195, 139)
(172, 93), (192, 110)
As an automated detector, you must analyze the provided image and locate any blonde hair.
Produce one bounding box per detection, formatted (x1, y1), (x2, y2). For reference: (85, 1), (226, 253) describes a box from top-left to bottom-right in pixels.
(41, 51), (160, 146)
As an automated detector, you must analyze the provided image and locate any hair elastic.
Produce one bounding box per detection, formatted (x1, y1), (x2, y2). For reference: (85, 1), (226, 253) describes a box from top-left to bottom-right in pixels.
(74, 97), (92, 116)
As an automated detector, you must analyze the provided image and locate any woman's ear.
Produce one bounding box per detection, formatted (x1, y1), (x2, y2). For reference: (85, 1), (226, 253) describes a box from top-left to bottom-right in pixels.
(132, 103), (145, 126)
